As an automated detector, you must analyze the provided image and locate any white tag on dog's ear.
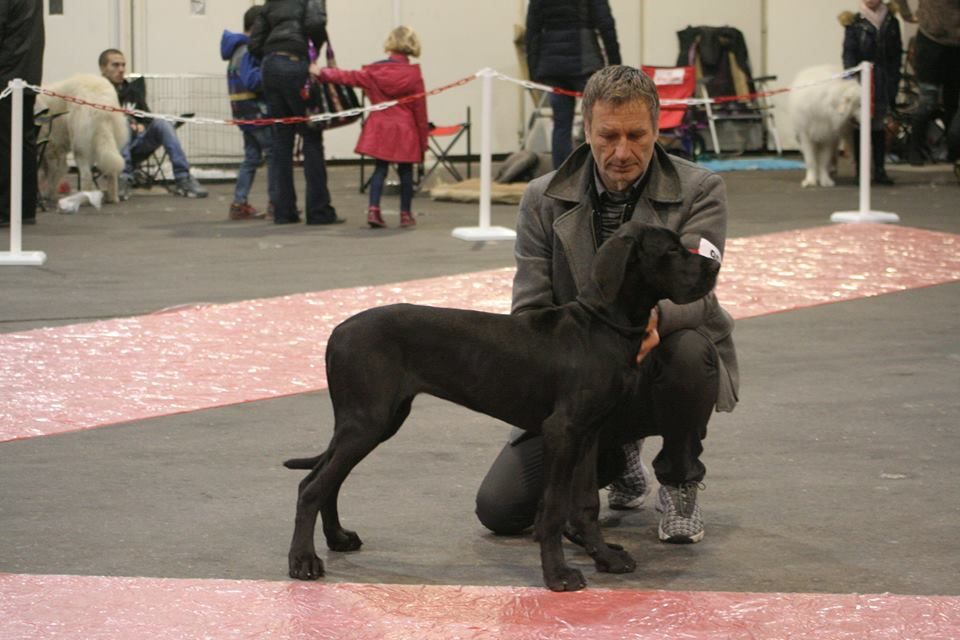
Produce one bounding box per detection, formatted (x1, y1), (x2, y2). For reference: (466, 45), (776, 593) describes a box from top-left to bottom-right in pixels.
(696, 237), (723, 263)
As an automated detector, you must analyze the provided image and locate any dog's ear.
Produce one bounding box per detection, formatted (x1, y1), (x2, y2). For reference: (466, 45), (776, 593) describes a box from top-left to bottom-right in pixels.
(591, 234), (638, 305)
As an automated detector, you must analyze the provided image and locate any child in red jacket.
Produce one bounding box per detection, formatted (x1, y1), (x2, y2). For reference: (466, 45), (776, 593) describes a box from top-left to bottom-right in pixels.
(314, 26), (428, 228)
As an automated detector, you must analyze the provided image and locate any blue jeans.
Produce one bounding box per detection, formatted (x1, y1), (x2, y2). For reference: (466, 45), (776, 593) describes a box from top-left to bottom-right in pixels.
(125, 119), (191, 179)
(261, 53), (336, 223)
(234, 127), (272, 204)
(549, 92), (576, 169)
(368, 160), (414, 212)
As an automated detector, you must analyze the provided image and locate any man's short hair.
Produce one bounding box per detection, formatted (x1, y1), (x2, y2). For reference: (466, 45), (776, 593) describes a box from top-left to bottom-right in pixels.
(98, 48), (124, 68)
(243, 5), (263, 32)
(582, 65), (660, 131)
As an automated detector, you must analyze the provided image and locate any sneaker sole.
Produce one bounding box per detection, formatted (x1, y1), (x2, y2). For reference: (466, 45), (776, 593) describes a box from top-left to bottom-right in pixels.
(658, 524), (704, 544)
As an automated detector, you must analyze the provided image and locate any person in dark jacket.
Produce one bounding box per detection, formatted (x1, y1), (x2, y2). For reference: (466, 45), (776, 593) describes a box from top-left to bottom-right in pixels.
(894, 0), (960, 174)
(841, 0), (903, 185)
(525, 0), (621, 169)
(315, 25), (428, 228)
(97, 49), (207, 200)
(221, 5), (271, 220)
(99, 49), (208, 199)
(475, 65), (738, 545)
(248, 0), (342, 225)
(0, 0), (44, 227)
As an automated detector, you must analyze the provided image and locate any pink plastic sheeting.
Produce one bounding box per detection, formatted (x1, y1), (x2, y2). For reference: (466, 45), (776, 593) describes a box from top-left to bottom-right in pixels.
(1, 573), (959, 640)
(1, 224), (958, 442)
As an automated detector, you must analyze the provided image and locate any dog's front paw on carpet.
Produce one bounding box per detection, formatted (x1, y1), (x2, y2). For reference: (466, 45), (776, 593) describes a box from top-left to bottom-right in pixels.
(288, 551), (324, 580)
(326, 528), (362, 552)
(592, 546), (637, 574)
(544, 566), (587, 592)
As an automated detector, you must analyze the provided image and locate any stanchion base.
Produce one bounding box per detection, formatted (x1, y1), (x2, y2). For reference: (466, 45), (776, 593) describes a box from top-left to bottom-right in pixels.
(0, 251), (47, 266)
(830, 210), (900, 224)
(451, 226), (517, 242)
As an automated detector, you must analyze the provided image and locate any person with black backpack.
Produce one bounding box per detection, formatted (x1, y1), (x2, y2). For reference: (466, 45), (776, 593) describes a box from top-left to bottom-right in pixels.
(525, 0), (621, 170)
(249, 0), (343, 225)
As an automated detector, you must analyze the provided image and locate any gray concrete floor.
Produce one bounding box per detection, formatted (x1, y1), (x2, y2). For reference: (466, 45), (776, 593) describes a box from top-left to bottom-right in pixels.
(1, 159), (958, 595)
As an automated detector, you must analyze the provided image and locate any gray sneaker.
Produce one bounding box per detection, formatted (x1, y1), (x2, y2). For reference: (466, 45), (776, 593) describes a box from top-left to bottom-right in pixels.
(607, 439), (652, 510)
(656, 482), (705, 543)
(173, 174), (208, 198)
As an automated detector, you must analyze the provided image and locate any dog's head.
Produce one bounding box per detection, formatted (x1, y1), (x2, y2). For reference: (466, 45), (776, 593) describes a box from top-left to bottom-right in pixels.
(583, 221), (721, 327)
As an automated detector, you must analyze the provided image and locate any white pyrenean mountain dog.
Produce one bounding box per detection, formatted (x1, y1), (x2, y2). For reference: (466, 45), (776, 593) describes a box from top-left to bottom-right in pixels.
(36, 74), (129, 204)
(788, 65), (861, 188)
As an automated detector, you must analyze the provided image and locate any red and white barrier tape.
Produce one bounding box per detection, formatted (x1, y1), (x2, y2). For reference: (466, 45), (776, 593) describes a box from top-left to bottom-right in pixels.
(5, 65), (862, 127)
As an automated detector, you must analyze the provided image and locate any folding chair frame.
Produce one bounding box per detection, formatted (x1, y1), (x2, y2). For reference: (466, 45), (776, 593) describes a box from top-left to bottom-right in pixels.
(358, 106), (471, 193)
(698, 75), (782, 156)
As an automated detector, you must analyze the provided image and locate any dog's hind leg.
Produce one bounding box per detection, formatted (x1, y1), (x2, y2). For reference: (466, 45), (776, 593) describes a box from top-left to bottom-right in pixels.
(288, 398), (413, 580)
(815, 141), (836, 187)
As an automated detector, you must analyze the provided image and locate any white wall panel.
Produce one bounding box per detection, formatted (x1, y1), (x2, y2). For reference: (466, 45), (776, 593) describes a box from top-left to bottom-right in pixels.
(40, 0), (900, 156)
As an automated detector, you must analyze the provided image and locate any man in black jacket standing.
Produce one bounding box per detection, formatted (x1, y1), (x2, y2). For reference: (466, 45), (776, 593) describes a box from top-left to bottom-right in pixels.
(0, 0), (44, 227)
(248, 0), (341, 225)
(525, 0), (621, 169)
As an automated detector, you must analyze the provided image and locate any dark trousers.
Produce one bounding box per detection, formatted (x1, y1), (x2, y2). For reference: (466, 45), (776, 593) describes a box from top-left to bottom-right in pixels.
(261, 54), (337, 224)
(474, 329), (719, 535)
(368, 159), (414, 212)
(909, 31), (960, 162)
(549, 92), (576, 170)
(0, 91), (38, 222)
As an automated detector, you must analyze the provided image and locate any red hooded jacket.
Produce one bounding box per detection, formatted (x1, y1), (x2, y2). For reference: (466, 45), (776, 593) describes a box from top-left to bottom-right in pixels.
(318, 53), (429, 163)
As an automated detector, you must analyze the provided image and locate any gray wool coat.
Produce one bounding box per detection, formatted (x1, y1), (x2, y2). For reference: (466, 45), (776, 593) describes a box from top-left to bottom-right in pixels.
(511, 143), (739, 412)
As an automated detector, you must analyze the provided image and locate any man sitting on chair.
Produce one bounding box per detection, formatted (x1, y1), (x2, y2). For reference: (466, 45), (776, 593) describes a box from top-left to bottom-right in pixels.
(99, 49), (207, 199)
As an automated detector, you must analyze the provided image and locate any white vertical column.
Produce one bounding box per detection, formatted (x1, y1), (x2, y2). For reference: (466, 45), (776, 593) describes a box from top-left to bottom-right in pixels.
(1, 79), (47, 266)
(830, 62), (900, 224)
(452, 69), (516, 242)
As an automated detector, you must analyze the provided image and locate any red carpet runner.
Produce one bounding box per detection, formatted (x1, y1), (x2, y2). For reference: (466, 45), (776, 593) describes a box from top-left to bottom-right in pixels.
(2, 224), (958, 442)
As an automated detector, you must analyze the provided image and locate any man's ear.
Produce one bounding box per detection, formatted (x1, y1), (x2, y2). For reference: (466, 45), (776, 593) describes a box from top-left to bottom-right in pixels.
(591, 234), (637, 304)
(583, 115), (592, 145)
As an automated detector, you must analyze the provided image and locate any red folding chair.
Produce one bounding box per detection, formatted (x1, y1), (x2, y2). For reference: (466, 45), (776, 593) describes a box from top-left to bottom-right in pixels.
(421, 107), (471, 185)
(642, 65), (708, 160)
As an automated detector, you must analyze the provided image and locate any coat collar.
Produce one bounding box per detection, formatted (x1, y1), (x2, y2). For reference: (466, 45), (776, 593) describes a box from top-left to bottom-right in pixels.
(543, 142), (684, 205)
(545, 142), (683, 292)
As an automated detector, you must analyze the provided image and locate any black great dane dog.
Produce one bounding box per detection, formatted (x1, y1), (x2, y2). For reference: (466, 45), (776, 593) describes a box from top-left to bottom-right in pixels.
(284, 220), (721, 591)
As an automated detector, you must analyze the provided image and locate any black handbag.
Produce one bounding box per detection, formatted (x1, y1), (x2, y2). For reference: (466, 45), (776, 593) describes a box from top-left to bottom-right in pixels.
(304, 40), (362, 131)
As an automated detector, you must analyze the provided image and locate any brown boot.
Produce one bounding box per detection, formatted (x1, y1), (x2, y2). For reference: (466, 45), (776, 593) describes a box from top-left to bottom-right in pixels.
(367, 206), (386, 228)
(399, 210), (416, 228)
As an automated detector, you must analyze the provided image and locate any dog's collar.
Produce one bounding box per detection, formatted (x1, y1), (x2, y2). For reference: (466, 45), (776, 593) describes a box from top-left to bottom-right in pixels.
(576, 298), (650, 338)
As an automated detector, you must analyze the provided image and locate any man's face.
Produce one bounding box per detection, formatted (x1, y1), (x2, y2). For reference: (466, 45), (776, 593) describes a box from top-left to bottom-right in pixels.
(100, 53), (126, 85)
(584, 99), (657, 192)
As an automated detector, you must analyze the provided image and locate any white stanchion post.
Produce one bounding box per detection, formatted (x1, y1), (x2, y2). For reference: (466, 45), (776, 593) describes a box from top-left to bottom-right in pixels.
(1, 79), (46, 266)
(830, 62), (899, 224)
(452, 68), (516, 242)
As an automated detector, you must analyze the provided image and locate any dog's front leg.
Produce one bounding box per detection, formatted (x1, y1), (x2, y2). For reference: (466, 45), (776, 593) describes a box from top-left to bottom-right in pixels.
(569, 434), (636, 574)
(535, 411), (587, 592)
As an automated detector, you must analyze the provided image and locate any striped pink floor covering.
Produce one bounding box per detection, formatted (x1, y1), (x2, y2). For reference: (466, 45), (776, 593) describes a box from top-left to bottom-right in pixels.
(1, 224), (958, 442)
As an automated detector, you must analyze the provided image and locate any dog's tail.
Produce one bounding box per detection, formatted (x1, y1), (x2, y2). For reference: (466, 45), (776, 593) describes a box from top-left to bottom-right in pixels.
(283, 452), (327, 470)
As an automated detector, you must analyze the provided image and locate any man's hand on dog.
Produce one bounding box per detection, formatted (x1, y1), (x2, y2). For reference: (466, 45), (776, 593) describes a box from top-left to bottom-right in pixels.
(636, 307), (660, 364)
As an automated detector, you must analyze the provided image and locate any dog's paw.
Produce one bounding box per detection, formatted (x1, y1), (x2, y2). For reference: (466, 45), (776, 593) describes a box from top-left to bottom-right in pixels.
(592, 546), (637, 574)
(819, 175), (836, 187)
(326, 528), (362, 552)
(288, 551), (325, 580)
(544, 566), (587, 592)
(801, 176), (817, 188)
